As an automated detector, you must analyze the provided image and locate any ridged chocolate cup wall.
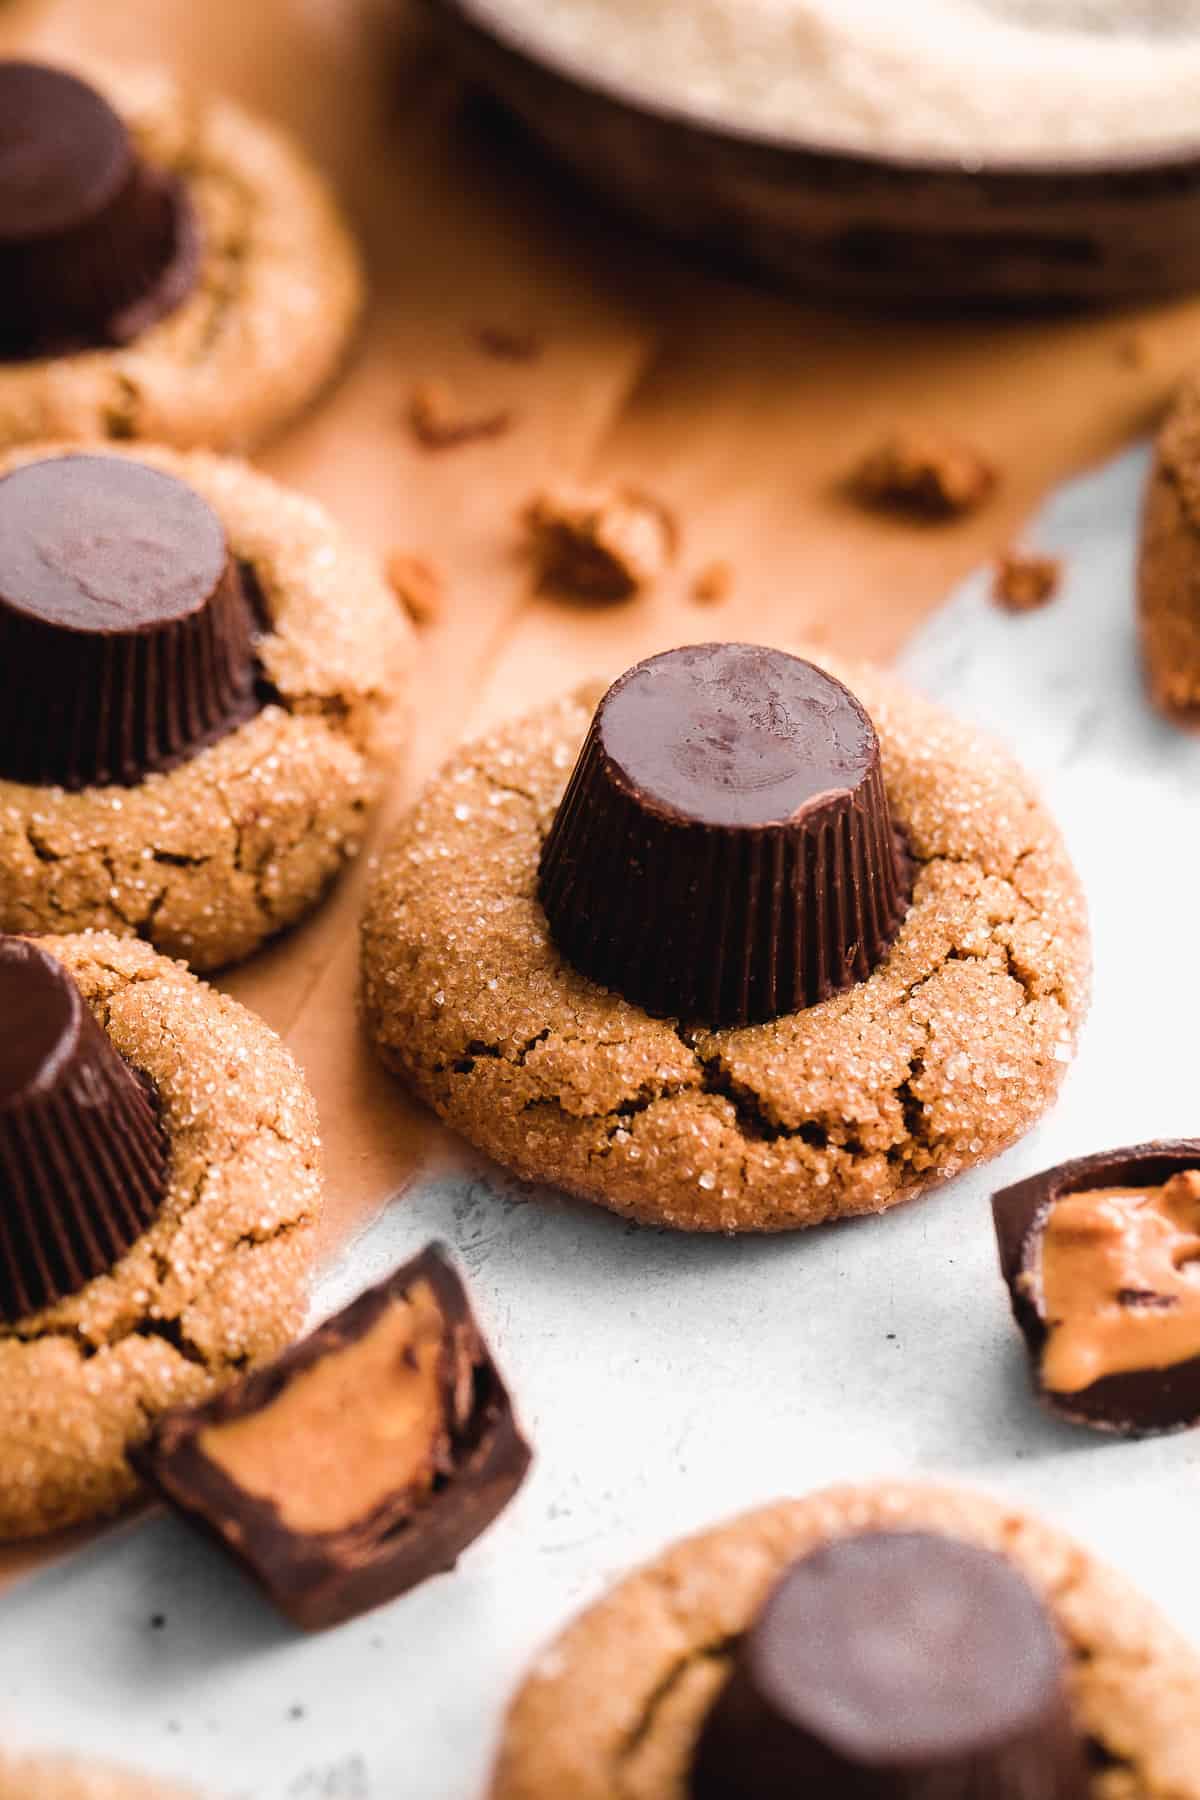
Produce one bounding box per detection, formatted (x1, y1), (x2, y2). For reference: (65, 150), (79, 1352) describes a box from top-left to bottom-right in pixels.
(994, 1140), (1200, 1435)
(538, 644), (911, 1028)
(0, 61), (199, 360)
(0, 936), (168, 1322)
(690, 1532), (1088, 1798)
(0, 454), (261, 790)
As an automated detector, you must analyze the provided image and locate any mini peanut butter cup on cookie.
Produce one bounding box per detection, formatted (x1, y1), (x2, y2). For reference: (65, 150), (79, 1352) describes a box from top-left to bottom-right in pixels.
(539, 643), (911, 1027)
(690, 1531), (1087, 1799)
(0, 453), (259, 790)
(0, 61), (198, 362)
(0, 933), (168, 1323)
(995, 1140), (1200, 1435)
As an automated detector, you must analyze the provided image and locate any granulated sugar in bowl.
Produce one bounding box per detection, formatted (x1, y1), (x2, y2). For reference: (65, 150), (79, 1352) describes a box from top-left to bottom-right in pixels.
(496, 0), (1200, 162)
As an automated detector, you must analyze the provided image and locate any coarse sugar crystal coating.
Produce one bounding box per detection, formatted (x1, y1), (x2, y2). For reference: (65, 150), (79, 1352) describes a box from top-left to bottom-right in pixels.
(490, 1482), (1200, 1799)
(0, 442), (412, 970)
(0, 60), (363, 453)
(0, 932), (322, 1539)
(360, 647), (1090, 1232)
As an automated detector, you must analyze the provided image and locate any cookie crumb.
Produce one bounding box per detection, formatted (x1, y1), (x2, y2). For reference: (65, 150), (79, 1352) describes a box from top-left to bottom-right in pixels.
(386, 551), (444, 626)
(477, 325), (542, 362)
(848, 428), (996, 520)
(991, 549), (1062, 614)
(691, 559), (733, 605)
(522, 484), (677, 600)
(408, 380), (512, 450)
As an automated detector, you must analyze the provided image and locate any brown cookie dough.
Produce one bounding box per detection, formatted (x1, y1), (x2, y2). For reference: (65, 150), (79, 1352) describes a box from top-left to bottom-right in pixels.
(0, 442), (412, 971)
(0, 61), (362, 454)
(0, 1755), (197, 1800)
(0, 932), (322, 1539)
(361, 651), (1089, 1232)
(492, 1483), (1200, 1800)
(1139, 377), (1200, 727)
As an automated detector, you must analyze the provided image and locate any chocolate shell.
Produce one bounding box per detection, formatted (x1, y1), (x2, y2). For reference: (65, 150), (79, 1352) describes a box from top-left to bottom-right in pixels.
(0, 60), (199, 361)
(690, 1531), (1087, 1799)
(0, 936), (169, 1322)
(0, 454), (261, 790)
(994, 1140), (1200, 1435)
(538, 643), (911, 1027)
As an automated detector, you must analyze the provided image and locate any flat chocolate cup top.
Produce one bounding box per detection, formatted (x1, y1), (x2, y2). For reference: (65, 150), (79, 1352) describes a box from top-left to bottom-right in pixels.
(0, 455), (226, 634)
(0, 454), (261, 789)
(692, 1530), (1086, 1796)
(0, 937), (81, 1106)
(599, 643), (877, 828)
(0, 63), (132, 243)
(752, 1532), (1064, 1762)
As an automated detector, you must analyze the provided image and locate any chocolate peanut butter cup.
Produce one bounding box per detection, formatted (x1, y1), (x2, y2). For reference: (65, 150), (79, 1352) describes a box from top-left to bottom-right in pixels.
(994, 1140), (1200, 1435)
(538, 643), (910, 1027)
(0, 935), (168, 1323)
(0, 454), (261, 790)
(0, 61), (199, 361)
(133, 1244), (532, 1629)
(691, 1530), (1087, 1798)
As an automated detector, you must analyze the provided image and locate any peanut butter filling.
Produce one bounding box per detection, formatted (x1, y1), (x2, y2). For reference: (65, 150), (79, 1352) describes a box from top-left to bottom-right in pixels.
(198, 1281), (457, 1535)
(1035, 1173), (1200, 1394)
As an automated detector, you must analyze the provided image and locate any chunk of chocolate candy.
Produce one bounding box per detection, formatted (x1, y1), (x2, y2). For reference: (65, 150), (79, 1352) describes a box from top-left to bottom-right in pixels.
(132, 1245), (532, 1630)
(994, 1140), (1200, 1434)
(538, 644), (910, 1027)
(690, 1531), (1087, 1799)
(0, 935), (168, 1323)
(0, 60), (198, 360)
(0, 454), (260, 789)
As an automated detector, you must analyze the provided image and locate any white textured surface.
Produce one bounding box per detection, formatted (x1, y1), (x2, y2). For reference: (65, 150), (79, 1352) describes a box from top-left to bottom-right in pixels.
(5, 444), (1200, 1799)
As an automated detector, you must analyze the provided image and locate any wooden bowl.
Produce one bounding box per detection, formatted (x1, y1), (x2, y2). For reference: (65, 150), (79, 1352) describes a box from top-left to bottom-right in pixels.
(427, 0), (1200, 306)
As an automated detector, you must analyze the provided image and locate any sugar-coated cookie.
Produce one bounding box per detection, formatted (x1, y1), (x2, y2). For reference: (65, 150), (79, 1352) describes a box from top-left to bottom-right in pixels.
(492, 1483), (1200, 1798)
(0, 443), (411, 970)
(362, 649), (1089, 1231)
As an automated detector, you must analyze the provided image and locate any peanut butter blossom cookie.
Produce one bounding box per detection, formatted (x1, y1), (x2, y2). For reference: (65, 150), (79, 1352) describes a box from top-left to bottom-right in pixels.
(0, 59), (362, 451)
(0, 444), (410, 970)
(361, 643), (1089, 1231)
(0, 931), (322, 1539)
(1139, 375), (1200, 728)
(491, 1483), (1200, 1798)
